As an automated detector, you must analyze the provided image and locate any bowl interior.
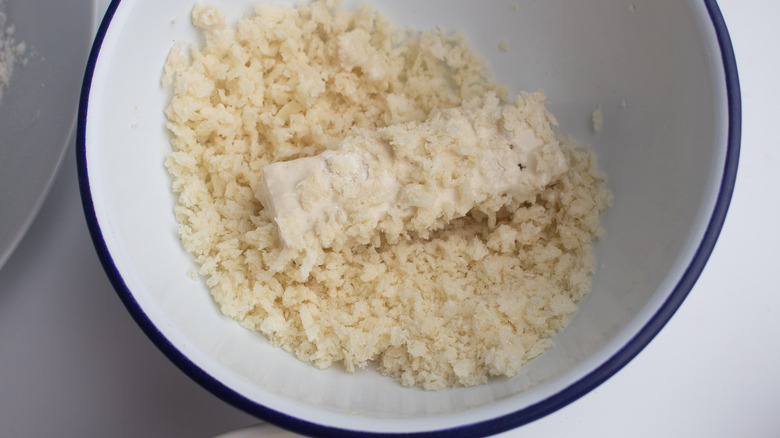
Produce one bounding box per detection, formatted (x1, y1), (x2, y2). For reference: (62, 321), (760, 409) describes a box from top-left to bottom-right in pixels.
(82, 0), (731, 433)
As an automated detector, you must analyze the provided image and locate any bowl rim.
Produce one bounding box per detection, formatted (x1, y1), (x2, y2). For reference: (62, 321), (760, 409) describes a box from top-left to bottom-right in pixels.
(76, 0), (741, 436)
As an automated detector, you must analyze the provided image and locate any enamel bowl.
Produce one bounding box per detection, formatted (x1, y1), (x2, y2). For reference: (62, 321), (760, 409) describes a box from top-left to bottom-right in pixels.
(78, 0), (739, 435)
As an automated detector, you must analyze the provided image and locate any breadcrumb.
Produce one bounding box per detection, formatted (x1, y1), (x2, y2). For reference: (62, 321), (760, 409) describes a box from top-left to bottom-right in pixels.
(163, 1), (611, 390)
(592, 104), (604, 132)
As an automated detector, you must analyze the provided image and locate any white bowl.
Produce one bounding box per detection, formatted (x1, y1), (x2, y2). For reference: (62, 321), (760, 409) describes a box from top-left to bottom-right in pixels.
(78, 0), (740, 435)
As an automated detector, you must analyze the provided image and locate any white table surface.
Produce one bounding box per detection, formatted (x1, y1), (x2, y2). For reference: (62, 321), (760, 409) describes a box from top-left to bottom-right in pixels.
(0, 1), (776, 436)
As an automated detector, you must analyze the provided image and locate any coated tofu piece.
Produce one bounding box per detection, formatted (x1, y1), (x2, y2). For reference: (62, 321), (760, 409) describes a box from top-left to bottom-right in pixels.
(258, 95), (567, 278)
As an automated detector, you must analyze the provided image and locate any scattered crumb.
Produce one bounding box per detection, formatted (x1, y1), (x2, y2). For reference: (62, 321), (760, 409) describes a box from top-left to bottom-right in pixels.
(629, 4), (636, 12)
(592, 104), (603, 132)
(499, 40), (510, 52)
(512, 4), (519, 12)
(0, 3), (27, 101)
(620, 99), (627, 109)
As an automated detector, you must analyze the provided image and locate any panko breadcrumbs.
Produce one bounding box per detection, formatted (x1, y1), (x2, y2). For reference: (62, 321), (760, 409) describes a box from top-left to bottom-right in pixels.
(163, 0), (611, 390)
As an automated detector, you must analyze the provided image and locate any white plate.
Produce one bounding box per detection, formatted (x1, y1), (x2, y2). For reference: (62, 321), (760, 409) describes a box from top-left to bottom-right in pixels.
(0, 0), (96, 269)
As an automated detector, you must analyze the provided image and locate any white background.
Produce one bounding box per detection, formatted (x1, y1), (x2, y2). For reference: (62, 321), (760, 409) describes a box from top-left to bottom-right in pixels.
(0, 0), (777, 436)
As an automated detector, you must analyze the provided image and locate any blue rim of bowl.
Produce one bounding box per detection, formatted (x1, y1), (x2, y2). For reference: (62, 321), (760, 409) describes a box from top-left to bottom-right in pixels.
(77, 0), (741, 436)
